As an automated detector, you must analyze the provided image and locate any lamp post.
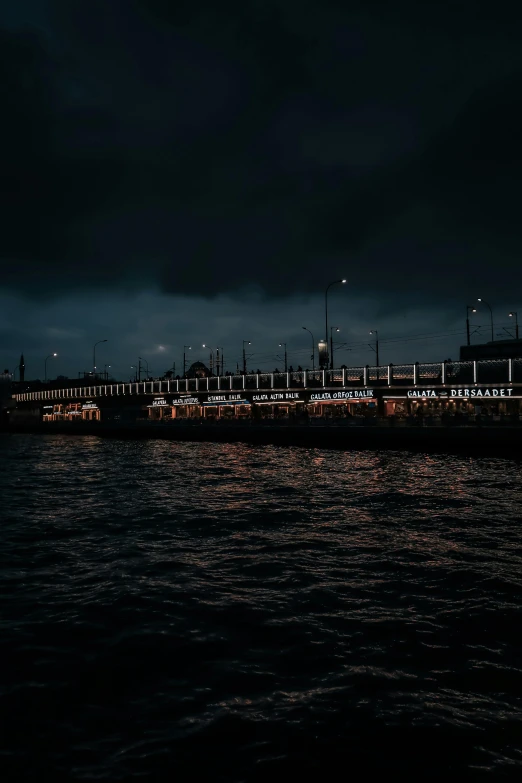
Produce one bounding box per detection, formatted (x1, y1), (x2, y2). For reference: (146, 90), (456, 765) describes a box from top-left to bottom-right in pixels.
(302, 327), (315, 371)
(477, 298), (494, 342)
(278, 343), (288, 373)
(369, 330), (379, 367)
(216, 347), (224, 376)
(242, 340), (251, 374)
(44, 353), (57, 381)
(466, 305), (477, 346)
(202, 344), (215, 374)
(330, 327), (340, 370)
(93, 339), (107, 374)
(325, 279), (346, 368)
(183, 346), (191, 377)
(104, 364), (111, 381)
(509, 311), (519, 340)
(131, 365), (137, 382)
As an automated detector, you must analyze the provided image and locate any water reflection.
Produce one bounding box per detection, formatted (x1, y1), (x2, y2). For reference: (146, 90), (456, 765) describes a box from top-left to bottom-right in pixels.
(1, 434), (522, 778)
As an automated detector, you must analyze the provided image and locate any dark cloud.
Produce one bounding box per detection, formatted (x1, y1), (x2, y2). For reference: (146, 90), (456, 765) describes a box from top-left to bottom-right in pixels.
(1, 0), (522, 304)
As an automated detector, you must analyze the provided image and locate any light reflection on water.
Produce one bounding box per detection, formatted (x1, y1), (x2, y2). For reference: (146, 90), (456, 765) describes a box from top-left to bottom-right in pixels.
(1, 434), (522, 779)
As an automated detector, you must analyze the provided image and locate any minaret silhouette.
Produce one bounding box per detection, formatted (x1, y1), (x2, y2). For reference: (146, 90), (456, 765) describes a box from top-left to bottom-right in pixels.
(19, 353), (25, 383)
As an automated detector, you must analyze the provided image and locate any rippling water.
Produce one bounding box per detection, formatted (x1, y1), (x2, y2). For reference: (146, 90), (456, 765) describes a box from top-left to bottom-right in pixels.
(1, 434), (522, 780)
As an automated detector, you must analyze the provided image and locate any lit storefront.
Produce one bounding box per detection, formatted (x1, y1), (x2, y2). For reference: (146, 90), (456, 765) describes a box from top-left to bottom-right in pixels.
(384, 387), (522, 418)
(170, 395), (201, 419)
(251, 391), (306, 419)
(148, 397), (172, 420)
(42, 402), (87, 421)
(39, 383), (522, 425)
(307, 389), (377, 419)
(81, 401), (100, 421)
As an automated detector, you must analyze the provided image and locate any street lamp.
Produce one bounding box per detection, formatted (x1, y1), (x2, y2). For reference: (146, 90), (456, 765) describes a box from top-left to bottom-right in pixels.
(104, 364), (111, 380)
(44, 353), (57, 382)
(216, 346), (224, 376)
(369, 330), (380, 380)
(466, 305), (477, 346)
(369, 330), (379, 367)
(131, 365), (137, 382)
(509, 312), (519, 340)
(183, 346), (191, 377)
(242, 340), (251, 374)
(477, 298), (494, 342)
(302, 327), (315, 371)
(325, 279), (346, 368)
(93, 339), (107, 374)
(329, 327), (340, 370)
(202, 344), (215, 374)
(278, 343), (288, 373)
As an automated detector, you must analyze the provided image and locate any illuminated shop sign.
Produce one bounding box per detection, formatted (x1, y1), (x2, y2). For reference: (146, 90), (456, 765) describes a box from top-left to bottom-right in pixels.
(310, 390), (374, 401)
(82, 401), (98, 410)
(252, 392), (302, 402)
(451, 388), (514, 398)
(208, 393), (245, 403)
(407, 387), (514, 398)
(171, 396), (200, 405)
(151, 398), (169, 406)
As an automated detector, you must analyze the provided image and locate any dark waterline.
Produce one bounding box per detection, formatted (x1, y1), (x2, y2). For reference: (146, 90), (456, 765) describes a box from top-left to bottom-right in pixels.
(1, 434), (522, 780)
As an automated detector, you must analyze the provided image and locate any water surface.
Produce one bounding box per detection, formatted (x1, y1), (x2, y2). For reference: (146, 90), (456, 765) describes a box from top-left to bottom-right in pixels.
(1, 434), (521, 780)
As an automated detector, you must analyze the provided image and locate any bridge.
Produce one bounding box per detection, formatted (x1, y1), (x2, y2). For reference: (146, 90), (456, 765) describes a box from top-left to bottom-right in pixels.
(12, 357), (522, 404)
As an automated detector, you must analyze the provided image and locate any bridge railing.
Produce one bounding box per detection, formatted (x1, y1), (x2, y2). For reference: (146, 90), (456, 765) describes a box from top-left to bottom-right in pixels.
(11, 358), (520, 402)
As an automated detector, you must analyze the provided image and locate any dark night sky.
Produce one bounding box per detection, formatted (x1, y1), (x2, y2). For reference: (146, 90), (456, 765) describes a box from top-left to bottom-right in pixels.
(1, 1), (522, 378)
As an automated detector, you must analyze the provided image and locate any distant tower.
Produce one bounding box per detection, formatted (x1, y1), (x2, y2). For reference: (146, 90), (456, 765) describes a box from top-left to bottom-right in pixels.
(19, 353), (25, 382)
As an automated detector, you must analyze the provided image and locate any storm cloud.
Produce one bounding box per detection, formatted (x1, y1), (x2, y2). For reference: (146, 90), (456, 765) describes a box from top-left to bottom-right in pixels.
(1, 0), (522, 304)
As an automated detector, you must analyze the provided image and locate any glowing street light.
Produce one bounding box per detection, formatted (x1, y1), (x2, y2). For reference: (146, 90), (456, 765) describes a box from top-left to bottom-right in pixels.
(329, 327), (340, 370)
(369, 330), (380, 379)
(44, 353), (57, 382)
(183, 346), (191, 377)
(242, 340), (251, 374)
(203, 344), (215, 375)
(466, 305), (477, 346)
(93, 339), (107, 373)
(278, 342), (288, 373)
(509, 311), (519, 340)
(477, 298), (494, 342)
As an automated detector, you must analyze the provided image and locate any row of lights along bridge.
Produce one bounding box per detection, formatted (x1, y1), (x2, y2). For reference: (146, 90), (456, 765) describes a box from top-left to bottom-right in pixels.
(42, 289), (519, 381)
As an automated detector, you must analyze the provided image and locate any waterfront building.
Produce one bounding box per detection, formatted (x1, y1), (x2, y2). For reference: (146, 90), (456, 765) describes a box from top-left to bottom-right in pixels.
(11, 359), (522, 426)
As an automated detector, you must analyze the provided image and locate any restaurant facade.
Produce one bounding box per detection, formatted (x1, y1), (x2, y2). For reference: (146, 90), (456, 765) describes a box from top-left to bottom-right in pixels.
(141, 385), (522, 422)
(34, 384), (522, 424)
